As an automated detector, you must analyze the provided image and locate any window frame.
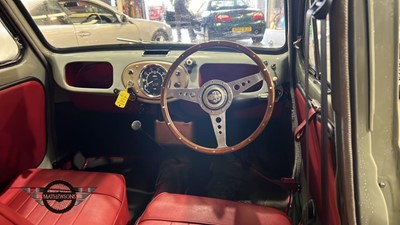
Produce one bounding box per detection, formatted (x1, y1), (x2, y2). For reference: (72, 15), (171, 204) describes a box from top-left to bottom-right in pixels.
(301, 0), (331, 83)
(0, 16), (23, 67)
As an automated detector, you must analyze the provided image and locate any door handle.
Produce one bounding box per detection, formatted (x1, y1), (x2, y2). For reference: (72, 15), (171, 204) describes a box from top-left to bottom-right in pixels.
(78, 31), (92, 37)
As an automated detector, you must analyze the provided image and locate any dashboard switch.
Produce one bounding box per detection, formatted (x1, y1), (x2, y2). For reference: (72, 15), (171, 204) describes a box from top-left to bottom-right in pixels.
(127, 87), (137, 101)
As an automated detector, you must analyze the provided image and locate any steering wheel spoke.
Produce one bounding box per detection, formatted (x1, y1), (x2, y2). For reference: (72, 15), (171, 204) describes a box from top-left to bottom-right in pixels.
(210, 113), (227, 148)
(167, 88), (199, 103)
(228, 72), (264, 97)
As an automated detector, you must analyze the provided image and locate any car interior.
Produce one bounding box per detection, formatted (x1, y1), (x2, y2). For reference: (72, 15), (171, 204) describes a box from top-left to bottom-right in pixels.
(0, 0), (399, 225)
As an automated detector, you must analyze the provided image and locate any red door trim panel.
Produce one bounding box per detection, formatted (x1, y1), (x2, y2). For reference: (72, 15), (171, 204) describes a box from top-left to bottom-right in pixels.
(0, 78), (47, 189)
(294, 86), (340, 225)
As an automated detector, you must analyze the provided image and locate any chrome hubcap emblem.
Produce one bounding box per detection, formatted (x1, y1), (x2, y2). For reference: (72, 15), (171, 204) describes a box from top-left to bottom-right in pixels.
(202, 85), (227, 110)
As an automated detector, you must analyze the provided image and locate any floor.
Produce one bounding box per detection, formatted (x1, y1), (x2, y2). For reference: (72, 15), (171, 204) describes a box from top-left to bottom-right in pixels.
(54, 97), (295, 223)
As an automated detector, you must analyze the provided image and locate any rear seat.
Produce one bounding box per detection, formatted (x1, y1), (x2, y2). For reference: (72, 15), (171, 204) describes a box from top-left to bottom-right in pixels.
(0, 169), (130, 225)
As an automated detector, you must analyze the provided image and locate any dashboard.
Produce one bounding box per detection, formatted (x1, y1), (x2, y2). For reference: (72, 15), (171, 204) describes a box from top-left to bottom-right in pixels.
(51, 49), (289, 110)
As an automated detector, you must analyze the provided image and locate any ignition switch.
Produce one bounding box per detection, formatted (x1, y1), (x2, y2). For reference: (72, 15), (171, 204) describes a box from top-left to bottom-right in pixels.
(127, 87), (137, 101)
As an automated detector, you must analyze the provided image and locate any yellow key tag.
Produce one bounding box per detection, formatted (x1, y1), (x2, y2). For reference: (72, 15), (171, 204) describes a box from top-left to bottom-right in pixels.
(115, 90), (130, 108)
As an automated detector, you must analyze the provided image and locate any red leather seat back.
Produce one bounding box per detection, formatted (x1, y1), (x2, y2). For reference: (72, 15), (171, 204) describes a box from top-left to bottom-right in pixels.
(0, 80), (46, 189)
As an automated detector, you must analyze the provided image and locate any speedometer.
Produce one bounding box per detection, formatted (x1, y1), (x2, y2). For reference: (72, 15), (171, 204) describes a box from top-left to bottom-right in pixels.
(139, 64), (166, 97)
(122, 61), (189, 101)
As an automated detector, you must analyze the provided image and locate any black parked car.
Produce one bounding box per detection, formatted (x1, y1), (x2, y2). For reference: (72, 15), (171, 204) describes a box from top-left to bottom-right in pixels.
(166, 0), (266, 43)
(191, 0), (266, 43)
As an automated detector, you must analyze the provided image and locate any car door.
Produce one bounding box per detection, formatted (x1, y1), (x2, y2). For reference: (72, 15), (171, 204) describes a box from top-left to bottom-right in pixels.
(69, 1), (141, 46)
(0, 6), (48, 189)
(38, 24), (79, 48)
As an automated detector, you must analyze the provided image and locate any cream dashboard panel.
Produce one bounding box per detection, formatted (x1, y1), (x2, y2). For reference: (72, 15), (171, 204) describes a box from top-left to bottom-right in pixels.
(49, 50), (192, 103)
(121, 61), (188, 101)
(49, 50), (289, 103)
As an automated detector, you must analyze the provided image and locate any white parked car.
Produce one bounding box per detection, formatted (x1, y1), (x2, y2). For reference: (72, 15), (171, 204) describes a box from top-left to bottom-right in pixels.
(23, 0), (173, 47)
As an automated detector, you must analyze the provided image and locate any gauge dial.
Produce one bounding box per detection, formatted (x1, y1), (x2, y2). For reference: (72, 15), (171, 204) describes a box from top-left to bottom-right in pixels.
(139, 65), (166, 97)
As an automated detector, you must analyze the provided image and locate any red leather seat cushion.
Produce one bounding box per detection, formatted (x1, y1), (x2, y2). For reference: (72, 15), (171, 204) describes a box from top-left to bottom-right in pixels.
(137, 193), (291, 225)
(0, 169), (130, 225)
(0, 203), (33, 225)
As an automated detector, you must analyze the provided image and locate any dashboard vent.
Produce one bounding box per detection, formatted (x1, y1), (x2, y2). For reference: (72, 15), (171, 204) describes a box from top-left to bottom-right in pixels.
(143, 49), (170, 56)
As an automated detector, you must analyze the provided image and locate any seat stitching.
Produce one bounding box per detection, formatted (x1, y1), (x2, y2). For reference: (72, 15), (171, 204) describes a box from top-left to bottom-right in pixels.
(111, 194), (126, 225)
(14, 191), (30, 212)
(4, 189), (24, 207)
(71, 193), (92, 225)
(52, 211), (63, 225)
(89, 192), (123, 203)
(139, 217), (217, 225)
(24, 198), (39, 219)
(36, 200), (54, 225)
(110, 176), (128, 225)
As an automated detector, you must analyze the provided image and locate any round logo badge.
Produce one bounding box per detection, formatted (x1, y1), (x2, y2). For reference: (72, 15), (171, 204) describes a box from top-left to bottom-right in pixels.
(42, 180), (76, 214)
(207, 90), (223, 104)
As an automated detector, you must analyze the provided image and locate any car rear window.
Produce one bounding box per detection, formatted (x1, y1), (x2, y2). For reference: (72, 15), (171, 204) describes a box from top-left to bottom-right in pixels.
(210, 0), (248, 10)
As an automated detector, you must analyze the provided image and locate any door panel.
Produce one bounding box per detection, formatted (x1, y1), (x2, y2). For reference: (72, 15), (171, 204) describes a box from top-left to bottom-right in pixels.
(0, 14), (47, 189)
(39, 25), (79, 48)
(75, 23), (140, 46)
(0, 79), (46, 189)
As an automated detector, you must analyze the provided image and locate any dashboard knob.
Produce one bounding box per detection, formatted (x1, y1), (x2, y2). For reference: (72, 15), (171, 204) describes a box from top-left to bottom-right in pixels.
(185, 58), (194, 66)
(174, 82), (181, 88)
(131, 120), (142, 131)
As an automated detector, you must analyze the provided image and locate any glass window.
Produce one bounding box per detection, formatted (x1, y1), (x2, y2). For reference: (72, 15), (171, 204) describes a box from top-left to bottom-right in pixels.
(0, 19), (20, 65)
(19, 0), (286, 49)
(64, 1), (119, 24)
(210, 0), (247, 10)
(28, 1), (72, 25)
(196, 1), (209, 15)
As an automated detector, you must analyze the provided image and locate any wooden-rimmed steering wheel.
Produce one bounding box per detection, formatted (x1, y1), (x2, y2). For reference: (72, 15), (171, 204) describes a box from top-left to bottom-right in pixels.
(160, 41), (275, 154)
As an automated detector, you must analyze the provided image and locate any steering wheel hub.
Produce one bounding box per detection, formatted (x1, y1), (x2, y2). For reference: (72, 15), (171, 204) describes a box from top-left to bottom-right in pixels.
(203, 85), (227, 109)
(198, 80), (233, 114)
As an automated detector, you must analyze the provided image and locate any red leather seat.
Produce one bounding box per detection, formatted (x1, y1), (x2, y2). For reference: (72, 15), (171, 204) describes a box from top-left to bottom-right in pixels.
(137, 193), (291, 225)
(0, 169), (130, 225)
(0, 81), (130, 224)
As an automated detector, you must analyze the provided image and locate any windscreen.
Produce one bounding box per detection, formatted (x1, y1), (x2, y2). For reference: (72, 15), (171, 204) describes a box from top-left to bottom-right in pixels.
(19, 0), (286, 49)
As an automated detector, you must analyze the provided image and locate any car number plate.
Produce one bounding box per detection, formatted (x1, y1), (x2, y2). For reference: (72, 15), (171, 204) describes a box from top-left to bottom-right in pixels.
(232, 27), (252, 32)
